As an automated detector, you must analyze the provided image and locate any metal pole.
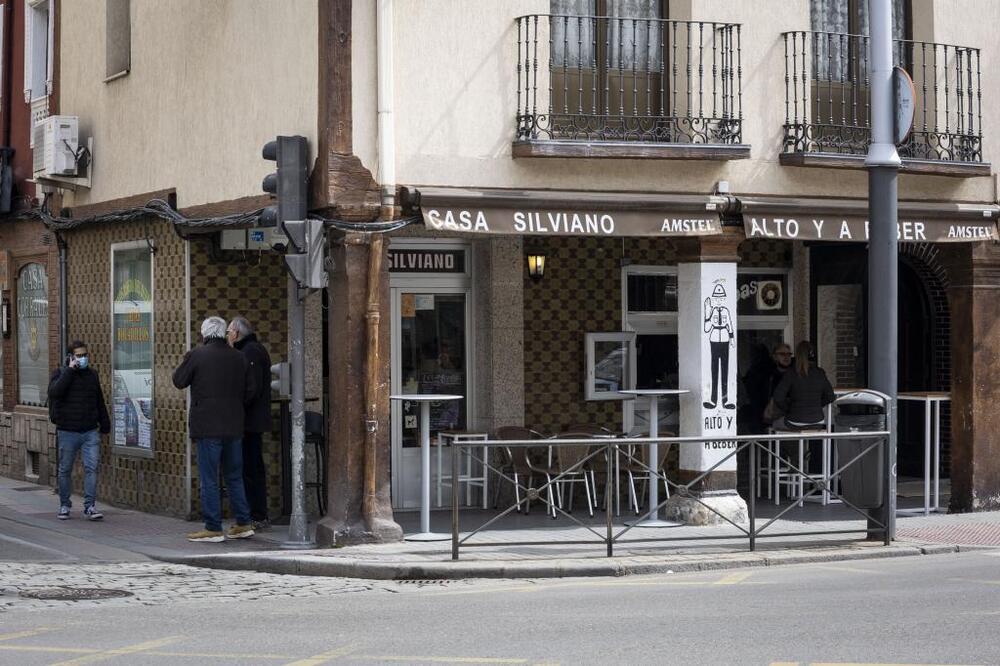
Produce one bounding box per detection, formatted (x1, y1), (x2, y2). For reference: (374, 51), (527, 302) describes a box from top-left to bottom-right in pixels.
(282, 280), (314, 549)
(647, 397), (660, 519)
(749, 441), (756, 552)
(866, 0), (899, 540)
(420, 401), (432, 535)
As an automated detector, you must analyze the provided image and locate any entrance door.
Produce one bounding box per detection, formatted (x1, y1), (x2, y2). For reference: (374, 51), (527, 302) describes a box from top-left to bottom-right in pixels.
(390, 284), (472, 510)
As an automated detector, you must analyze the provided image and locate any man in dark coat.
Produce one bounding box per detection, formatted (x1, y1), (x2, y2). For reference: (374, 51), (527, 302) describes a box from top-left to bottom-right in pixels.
(48, 340), (111, 521)
(173, 316), (256, 543)
(227, 316), (273, 530)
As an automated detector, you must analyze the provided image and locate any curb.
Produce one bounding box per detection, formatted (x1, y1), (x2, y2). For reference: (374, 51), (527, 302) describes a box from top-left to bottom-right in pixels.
(151, 542), (988, 581)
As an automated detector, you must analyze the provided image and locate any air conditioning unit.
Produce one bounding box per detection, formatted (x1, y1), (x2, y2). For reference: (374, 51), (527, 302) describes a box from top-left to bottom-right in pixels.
(33, 115), (79, 178)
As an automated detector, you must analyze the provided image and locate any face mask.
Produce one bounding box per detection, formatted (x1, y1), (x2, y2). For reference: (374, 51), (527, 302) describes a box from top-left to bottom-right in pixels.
(77, 356), (89, 370)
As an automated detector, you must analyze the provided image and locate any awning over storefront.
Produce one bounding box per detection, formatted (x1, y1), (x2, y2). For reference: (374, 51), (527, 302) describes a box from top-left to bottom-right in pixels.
(740, 196), (1000, 243)
(409, 187), (733, 238)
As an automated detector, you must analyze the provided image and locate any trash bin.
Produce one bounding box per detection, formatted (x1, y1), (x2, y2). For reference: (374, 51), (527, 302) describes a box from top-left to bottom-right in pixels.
(834, 391), (888, 508)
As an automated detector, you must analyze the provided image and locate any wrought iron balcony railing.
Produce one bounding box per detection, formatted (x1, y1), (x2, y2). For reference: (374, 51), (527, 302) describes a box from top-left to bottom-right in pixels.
(782, 31), (983, 165)
(515, 15), (744, 152)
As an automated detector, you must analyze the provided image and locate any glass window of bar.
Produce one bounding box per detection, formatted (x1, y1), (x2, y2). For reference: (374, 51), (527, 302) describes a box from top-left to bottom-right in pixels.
(16, 263), (48, 407)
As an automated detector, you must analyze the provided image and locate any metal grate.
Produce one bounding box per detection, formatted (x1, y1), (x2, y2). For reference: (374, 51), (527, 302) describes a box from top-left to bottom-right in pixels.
(515, 15), (742, 145)
(782, 31), (983, 162)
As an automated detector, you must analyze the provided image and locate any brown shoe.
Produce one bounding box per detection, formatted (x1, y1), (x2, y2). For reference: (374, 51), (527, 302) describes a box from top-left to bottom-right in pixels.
(187, 529), (224, 543)
(226, 524), (255, 540)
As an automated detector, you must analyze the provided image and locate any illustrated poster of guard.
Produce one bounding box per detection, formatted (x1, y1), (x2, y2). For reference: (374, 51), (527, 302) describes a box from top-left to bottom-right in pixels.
(703, 282), (735, 410)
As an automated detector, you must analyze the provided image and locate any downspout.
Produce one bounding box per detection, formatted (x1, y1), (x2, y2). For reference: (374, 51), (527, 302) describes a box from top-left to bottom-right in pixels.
(363, 0), (394, 528)
(57, 234), (67, 358)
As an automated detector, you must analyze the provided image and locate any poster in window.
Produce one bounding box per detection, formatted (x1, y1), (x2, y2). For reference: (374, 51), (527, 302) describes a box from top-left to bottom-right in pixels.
(16, 263), (48, 406)
(112, 247), (154, 452)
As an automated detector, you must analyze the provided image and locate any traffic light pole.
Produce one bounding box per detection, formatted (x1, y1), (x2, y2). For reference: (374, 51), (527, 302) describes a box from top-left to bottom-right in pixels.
(866, 0), (899, 540)
(283, 278), (314, 549)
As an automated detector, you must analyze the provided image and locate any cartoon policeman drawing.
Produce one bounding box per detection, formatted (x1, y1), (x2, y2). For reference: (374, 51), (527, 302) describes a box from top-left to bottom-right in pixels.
(703, 282), (735, 410)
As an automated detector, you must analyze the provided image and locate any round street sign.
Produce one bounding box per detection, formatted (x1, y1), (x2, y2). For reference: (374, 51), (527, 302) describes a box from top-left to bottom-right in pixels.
(893, 66), (916, 145)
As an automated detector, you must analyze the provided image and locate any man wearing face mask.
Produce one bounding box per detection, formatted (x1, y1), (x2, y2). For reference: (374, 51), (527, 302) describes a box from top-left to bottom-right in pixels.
(48, 340), (111, 521)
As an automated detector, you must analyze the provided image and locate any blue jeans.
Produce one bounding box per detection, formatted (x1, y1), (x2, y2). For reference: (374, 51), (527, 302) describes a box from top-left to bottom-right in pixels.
(197, 438), (251, 532)
(57, 429), (100, 509)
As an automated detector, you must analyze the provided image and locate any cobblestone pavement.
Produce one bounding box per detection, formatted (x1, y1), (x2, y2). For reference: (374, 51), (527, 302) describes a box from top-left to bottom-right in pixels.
(0, 562), (482, 613)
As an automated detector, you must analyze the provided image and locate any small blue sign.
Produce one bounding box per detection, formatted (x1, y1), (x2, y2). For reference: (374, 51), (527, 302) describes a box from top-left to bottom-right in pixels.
(249, 230), (265, 242)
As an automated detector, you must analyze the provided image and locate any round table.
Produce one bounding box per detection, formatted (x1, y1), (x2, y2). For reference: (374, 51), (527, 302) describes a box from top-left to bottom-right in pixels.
(390, 394), (463, 541)
(621, 389), (689, 528)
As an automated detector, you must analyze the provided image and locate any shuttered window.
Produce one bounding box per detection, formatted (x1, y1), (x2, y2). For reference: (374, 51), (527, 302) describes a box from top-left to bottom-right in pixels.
(106, 0), (130, 80)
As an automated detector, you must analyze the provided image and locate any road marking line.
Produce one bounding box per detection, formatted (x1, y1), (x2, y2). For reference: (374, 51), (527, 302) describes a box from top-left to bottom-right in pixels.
(809, 564), (880, 574)
(715, 572), (753, 585)
(948, 577), (1000, 586)
(0, 646), (98, 655)
(356, 657), (528, 664)
(283, 644), (358, 665)
(768, 662), (800, 666)
(810, 662), (974, 665)
(151, 650), (293, 660)
(50, 636), (182, 665)
(0, 628), (53, 642)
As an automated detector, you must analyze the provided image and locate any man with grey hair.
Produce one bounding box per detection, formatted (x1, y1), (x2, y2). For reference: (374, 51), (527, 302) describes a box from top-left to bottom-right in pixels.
(173, 316), (256, 542)
(227, 316), (273, 530)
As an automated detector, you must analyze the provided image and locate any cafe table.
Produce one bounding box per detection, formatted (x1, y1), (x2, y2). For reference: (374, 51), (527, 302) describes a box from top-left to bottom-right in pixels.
(897, 391), (951, 516)
(389, 393), (463, 541)
(620, 389), (688, 528)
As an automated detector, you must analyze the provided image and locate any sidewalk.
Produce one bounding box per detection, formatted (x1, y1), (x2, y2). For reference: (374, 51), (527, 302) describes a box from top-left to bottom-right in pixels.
(3, 475), (998, 579)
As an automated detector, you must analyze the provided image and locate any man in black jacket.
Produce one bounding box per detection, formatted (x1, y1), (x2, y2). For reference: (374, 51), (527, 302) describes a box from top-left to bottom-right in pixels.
(48, 340), (111, 521)
(173, 316), (257, 543)
(227, 316), (273, 531)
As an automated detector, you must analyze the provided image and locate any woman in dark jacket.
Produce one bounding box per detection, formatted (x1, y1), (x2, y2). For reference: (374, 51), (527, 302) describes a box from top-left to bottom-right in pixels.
(771, 341), (835, 430)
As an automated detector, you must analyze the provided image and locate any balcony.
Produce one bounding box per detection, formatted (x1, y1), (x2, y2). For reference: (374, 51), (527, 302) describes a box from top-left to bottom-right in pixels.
(781, 31), (989, 177)
(513, 14), (749, 160)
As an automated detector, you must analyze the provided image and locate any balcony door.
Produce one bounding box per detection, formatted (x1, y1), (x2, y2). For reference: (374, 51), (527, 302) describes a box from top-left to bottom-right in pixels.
(549, 0), (667, 139)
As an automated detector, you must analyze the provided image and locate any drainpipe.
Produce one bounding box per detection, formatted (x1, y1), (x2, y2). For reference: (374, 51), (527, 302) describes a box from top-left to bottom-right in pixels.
(377, 0), (395, 215)
(57, 234), (67, 357)
(362, 0), (394, 529)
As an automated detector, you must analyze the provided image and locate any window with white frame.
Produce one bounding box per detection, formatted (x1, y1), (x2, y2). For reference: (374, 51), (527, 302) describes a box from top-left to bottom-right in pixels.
(111, 243), (154, 455)
(24, 0), (53, 103)
(16, 262), (48, 407)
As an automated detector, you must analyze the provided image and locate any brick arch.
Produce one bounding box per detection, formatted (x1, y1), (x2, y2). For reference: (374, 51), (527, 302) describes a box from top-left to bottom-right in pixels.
(899, 243), (950, 392)
(899, 242), (952, 477)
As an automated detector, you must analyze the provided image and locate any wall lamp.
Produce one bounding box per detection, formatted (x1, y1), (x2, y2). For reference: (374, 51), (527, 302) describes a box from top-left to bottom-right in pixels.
(527, 253), (546, 280)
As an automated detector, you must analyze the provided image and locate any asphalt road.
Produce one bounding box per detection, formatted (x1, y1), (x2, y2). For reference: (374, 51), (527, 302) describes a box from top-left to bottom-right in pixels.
(2, 550), (999, 665)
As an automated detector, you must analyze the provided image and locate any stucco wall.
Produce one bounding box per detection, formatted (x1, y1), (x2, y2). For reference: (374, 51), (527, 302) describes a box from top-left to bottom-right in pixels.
(373, 0), (996, 204)
(58, 0), (319, 209)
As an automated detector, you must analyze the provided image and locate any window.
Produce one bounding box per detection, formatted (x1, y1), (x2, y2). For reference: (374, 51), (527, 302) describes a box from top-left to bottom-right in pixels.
(23, 0), (52, 103)
(105, 0), (131, 80)
(810, 0), (909, 79)
(585, 331), (636, 400)
(16, 263), (48, 406)
(111, 243), (154, 455)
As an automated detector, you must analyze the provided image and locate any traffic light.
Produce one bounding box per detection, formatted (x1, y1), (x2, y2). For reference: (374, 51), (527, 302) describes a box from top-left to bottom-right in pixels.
(262, 135), (326, 289)
(270, 361), (290, 398)
(261, 135), (309, 240)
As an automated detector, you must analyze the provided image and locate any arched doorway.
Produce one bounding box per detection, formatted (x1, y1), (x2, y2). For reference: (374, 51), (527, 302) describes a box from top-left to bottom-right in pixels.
(896, 261), (933, 477)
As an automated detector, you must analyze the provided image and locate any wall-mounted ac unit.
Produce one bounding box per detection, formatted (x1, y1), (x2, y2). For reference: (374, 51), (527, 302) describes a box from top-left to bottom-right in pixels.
(33, 115), (79, 178)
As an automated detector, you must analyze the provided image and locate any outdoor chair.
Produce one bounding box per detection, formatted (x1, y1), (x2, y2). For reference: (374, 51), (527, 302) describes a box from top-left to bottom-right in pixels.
(564, 423), (617, 508)
(549, 432), (599, 518)
(494, 426), (551, 515)
(620, 434), (673, 515)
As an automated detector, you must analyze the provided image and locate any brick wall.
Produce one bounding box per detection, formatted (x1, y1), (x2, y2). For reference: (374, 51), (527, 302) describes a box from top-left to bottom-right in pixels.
(0, 219), (60, 485)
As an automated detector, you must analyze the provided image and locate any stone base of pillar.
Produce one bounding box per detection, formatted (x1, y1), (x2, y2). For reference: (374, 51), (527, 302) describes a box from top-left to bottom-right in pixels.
(664, 490), (748, 526)
(315, 516), (403, 547)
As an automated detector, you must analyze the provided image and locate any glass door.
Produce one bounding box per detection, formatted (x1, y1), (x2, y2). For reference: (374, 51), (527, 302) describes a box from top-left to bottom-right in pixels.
(391, 288), (470, 509)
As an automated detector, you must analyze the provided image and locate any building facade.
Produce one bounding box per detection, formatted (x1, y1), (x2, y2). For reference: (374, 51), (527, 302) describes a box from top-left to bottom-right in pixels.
(2, 1), (999, 537)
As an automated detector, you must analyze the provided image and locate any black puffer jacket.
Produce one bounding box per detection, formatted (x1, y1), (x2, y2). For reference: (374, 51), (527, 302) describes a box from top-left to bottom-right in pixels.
(772, 364), (835, 425)
(172, 338), (256, 439)
(233, 334), (273, 434)
(48, 367), (111, 434)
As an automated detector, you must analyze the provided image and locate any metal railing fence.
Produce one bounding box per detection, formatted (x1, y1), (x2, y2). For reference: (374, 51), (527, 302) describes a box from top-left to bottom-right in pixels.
(450, 430), (892, 560)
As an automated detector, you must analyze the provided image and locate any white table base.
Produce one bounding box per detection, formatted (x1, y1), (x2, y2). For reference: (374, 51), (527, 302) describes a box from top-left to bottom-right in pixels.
(625, 396), (681, 528)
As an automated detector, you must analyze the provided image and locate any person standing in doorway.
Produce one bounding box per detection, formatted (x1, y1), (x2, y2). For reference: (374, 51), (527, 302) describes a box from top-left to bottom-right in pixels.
(771, 341), (835, 431)
(48, 340), (111, 521)
(227, 316), (273, 531)
(173, 316), (256, 543)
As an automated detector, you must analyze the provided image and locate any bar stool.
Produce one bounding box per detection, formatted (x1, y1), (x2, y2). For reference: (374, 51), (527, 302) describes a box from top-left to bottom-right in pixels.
(434, 431), (489, 508)
(770, 427), (828, 506)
